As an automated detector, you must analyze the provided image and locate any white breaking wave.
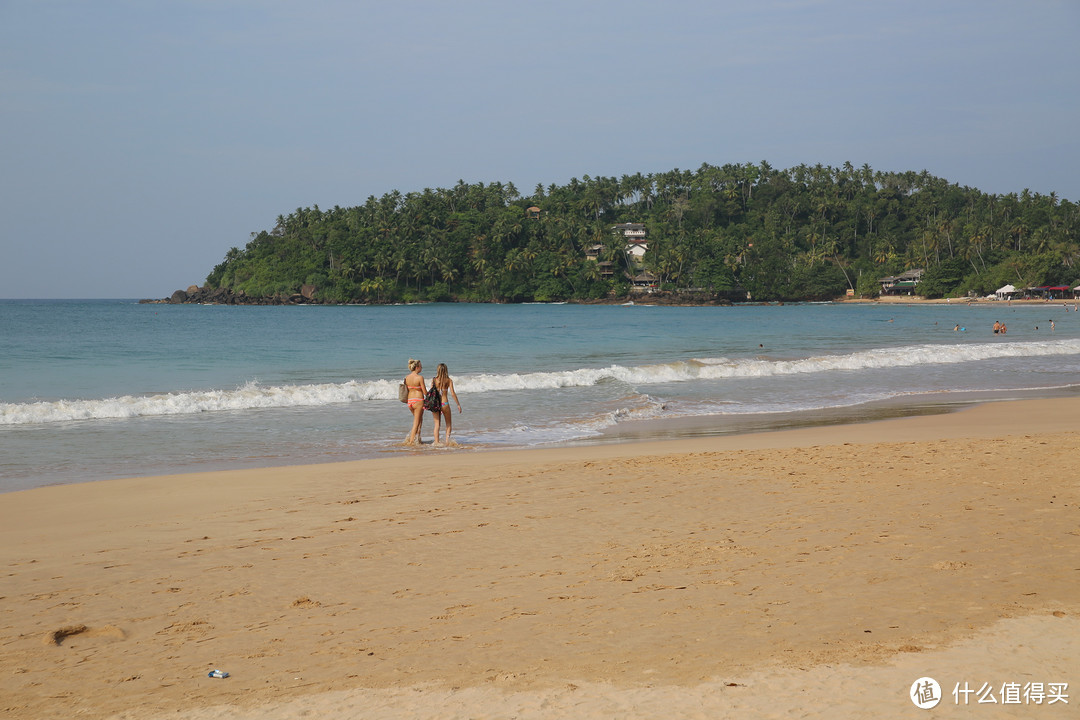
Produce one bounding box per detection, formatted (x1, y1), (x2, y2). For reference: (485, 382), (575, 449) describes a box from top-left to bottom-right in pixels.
(0, 380), (396, 426)
(691, 338), (1080, 379)
(463, 338), (1080, 390)
(3, 339), (1079, 425)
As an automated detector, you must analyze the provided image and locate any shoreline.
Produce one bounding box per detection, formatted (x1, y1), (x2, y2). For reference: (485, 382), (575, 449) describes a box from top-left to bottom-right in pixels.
(839, 295), (1080, 306)
(11, 380), (1080, 496)
(598, 383), (1080, 445)
(139, 289), (1080, 308)
(3, 396), (1080, 718)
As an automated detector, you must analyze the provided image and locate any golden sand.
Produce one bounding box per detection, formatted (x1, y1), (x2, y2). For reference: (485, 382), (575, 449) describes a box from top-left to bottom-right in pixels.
(2, 397), (1079, 719)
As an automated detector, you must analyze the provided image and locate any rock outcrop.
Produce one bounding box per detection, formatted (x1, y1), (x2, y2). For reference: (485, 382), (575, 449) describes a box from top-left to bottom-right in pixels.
(140, 286), (325, 305)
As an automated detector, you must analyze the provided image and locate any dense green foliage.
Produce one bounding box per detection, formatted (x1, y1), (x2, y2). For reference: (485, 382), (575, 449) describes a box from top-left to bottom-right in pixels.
(204, 162), (1080, 303)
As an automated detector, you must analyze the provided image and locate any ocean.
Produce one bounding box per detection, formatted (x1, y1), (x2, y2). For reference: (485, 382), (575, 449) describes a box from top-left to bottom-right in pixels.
(3, 299), (1080, 492)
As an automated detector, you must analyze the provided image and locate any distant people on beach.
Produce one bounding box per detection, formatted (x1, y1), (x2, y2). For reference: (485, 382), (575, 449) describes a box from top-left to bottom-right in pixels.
(430, 363), (462, 446)
(404, 358), (426, 444)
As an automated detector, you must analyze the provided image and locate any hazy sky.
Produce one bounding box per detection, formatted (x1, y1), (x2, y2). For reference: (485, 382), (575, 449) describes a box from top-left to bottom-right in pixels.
(2, 0), (1078, 298)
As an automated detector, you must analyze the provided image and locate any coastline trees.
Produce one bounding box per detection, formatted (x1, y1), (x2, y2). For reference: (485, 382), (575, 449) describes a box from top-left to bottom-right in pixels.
(201, 164), (1080, 304)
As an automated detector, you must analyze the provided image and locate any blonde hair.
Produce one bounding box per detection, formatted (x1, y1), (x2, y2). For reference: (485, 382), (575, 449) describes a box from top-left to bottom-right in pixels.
(408, 358), (421, 371)
(435, 363), (449, 383)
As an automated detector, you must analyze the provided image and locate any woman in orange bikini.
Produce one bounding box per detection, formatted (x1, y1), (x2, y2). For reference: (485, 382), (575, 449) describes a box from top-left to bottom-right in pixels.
(430, 363), (462, 446)
(404, 358), (426, 444)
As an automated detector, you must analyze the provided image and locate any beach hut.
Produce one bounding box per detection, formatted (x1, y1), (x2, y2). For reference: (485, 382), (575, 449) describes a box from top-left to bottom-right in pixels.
(627, 270), (659, 292)
(1030, 286), (1073, 300)
(879, 269), (924, 295)
(994, 284), (1017, 299)
(1047, 286), (1071, 299)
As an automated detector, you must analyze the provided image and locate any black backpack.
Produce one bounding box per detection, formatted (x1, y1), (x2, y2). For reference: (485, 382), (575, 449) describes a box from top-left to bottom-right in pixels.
(423, 382), (442, 412)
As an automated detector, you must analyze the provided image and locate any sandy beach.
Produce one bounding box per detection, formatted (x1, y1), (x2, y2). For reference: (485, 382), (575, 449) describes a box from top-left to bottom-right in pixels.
(3, 397), (1079, 719)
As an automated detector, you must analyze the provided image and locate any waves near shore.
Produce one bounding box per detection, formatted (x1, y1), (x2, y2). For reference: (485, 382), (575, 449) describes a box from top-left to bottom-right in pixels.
(6, 338), (1079, 426)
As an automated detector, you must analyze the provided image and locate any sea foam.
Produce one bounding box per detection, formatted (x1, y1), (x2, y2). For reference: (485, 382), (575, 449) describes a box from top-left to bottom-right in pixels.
(3, 339), (1078, 426)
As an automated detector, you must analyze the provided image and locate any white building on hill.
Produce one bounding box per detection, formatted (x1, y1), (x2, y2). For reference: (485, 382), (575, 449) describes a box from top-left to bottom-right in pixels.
(612, 223), (648, 262)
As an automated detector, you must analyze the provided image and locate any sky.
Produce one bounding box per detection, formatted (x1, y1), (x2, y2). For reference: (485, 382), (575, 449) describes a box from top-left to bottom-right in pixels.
(1, 0), (1078, 298)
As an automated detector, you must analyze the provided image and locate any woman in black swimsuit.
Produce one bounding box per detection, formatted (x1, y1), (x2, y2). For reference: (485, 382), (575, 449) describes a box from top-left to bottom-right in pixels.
(430, 363), (462, 446)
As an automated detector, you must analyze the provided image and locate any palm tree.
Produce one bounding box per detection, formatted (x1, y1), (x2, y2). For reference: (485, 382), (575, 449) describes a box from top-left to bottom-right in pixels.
(823, 238), (854, 291)
(582, 260), (602, 285)
(963, 230), (987, 274)
(872, 238), (895, 266)
(504, 249), (523, 275)
(360, 277), (387, 303)
(438, 260), (459, 293)
(1011, 221), (1027, 252)
(551, 251), (578, 295)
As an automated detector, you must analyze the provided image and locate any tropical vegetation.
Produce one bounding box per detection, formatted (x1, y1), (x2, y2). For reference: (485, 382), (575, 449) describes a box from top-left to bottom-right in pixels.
(203, 162), (1080, 303)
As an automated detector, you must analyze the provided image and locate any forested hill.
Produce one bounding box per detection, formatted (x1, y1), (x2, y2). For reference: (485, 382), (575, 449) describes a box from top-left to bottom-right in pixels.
(199, 162), (1080, 304)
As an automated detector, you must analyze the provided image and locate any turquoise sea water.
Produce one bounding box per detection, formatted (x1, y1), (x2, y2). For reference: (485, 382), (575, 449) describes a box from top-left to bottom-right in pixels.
(2, 299), (1080, 492)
